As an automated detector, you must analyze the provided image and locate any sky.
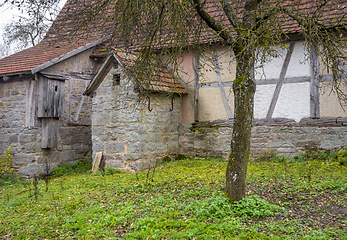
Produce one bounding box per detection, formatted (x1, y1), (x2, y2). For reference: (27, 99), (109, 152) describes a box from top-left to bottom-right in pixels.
(0, 0), (67, 46)
(0, 6), (21, 43)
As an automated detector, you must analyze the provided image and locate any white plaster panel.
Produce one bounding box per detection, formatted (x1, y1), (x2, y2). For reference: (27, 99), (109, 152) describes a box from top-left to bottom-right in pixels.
(255, 41), (310, 80)
(254, 82), (310, 122)
(286, 42), (310, 78)
(272, 82), (310, 122)
(254, 84), (276, 119)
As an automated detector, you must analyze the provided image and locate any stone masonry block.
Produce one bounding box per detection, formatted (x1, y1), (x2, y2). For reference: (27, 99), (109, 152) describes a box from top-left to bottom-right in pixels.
(92, 113), (109, 125)
(108, 160), (124, 169)
(125, 153), (142, 161)
(9, 134), (18, 143)
(7, 111), (21, 121)
(14, 154), (35, 165)
(269, 142), (293, 148)
(320, 136), (344, 149)
(93, 142), (105, 152)
(60, 151), (76, 163)
(37, 157), (48, 164)
(107, 142), (125, 153)
(125, 132), (140, 142)
(277, 148), (296, 153)
(295, 140), (319, 148)
(129, 161), (149, 172)
(20, 164), (43, 176)
(128, 142), (145, 153)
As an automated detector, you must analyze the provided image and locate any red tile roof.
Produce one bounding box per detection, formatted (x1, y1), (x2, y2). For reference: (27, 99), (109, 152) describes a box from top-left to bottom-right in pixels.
(114, 51), (187, 94)
(0, 40), (97, 76)
(0, 0), (346, 76)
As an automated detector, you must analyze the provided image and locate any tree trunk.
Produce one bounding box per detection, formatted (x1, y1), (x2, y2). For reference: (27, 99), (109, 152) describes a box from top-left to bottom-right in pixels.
(225, 52), (256, 202)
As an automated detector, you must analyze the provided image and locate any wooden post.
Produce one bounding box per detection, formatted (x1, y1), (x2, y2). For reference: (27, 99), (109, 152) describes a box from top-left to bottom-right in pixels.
(92, 152), (103, 174)
(194, 53), (200, 122)
(67, 78), (71, 122)
(74, 81), (88, 122)
(310, 45), (320, 119)
(25, 80), (36, 127)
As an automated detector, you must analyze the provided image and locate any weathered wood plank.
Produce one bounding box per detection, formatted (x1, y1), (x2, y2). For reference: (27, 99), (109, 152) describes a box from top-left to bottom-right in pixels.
(83, 55), (113, 96)
(212, 52), (233, 119)
(192, 117), (347, 128)
(266, 43), (295, 118)
(41, 118), (59, 148)
(37, 76), (48, 118)
(67, 78), (71, 122)
(0, 73), (31, 83)
(310, 45), (320, 118)
(25, 80), (36, 127)
(65, 120), (92, 126)
(75, 81), (89, 122)
(38, 77), (65, 118)
(53, 80), (65, 118)
(40, 71), (94, 81)
(75, 96), (85, 122)
(298, 118), (338, 126)
(337, 118), (347, 124)
(92, 152), (103, 174)
(194, 53), (200, 122)
(253, 118), (296, 126)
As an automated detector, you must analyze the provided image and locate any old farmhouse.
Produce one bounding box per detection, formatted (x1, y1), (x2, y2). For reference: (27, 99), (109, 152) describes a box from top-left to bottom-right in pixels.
(0, 0), (347, 175)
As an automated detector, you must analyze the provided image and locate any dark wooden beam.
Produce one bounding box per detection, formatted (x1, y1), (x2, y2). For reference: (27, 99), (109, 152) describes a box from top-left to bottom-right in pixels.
(310, 45), (320, 118)
(194, 53), (200, 122)
(40, 71), (94, 81)
(192, 117), (347, 128)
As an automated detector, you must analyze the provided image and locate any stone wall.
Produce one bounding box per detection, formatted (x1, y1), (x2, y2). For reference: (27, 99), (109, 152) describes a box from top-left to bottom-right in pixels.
(91, 66), (182, 172)
(178, 123), (347, 159)
(0, 80), (92, 176)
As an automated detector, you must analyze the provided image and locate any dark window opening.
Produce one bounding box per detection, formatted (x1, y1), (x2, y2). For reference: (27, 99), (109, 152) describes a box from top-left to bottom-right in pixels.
(113, 61), (118, 69)
(113, 74), (121, 86)
(55, 86), (58, 92)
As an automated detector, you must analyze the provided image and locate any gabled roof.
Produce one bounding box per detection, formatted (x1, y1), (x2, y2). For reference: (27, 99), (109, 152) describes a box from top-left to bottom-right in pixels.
(0, 38), (107, 76)
(83, 51), (187, 96)
(0, 0), (346, 76)
(0, 0), (111, 76)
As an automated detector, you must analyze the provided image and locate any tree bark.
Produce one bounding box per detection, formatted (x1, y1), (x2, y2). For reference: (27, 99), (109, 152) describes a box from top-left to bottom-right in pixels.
(225, 53), (256, 202)
(225, 0), (258, 202)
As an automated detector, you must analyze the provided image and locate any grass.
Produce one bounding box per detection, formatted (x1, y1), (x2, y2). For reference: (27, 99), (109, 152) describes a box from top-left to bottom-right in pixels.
(0, 152), (346, 239)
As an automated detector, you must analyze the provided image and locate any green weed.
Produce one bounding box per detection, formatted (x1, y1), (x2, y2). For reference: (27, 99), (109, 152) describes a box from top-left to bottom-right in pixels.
(0, 156), (346, 239)
(50, 158), (92, 176)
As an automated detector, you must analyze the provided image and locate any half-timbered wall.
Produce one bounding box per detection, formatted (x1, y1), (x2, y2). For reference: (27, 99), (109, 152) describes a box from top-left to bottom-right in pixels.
(176, 41), (347, 159)
(179, 41), (346, 123)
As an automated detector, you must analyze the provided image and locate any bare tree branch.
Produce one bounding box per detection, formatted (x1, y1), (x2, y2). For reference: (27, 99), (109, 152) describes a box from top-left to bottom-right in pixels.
(192, 0), (235, 45)
(219, 0), (239, 28)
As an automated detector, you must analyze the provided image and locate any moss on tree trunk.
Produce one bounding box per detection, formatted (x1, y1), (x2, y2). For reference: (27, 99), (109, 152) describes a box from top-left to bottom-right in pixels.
(226, 53), (256, 202)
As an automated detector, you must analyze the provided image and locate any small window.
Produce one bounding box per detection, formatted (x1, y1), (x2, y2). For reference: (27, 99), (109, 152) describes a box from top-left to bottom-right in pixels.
(113, 74), (121, 86)
(113, 61), (118, 69)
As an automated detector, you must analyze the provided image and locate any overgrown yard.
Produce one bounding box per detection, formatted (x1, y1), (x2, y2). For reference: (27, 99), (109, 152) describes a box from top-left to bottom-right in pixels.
(0, 151), (347, 239)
